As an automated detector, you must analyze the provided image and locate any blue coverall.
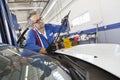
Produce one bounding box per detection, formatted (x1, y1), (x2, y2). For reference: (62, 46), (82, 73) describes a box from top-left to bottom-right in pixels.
(24, 23), (68, 54)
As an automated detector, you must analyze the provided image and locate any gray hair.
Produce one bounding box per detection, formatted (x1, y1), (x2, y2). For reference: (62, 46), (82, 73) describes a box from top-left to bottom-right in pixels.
(27, 11), (37, 25)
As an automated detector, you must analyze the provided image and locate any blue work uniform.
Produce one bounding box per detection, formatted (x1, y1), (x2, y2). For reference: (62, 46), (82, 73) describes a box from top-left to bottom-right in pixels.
(23, 23), (68, 56)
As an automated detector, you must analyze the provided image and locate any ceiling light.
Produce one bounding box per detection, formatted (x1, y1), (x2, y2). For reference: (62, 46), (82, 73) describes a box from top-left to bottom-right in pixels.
(42, 0), (57, 18)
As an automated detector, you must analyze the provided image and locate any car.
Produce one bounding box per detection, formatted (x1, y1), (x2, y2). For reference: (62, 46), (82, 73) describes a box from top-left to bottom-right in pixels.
(0, 43), (120, 80)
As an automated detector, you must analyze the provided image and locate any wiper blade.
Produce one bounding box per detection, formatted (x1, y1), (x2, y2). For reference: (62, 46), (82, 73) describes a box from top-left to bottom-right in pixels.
(69, 68), (86, 80)
(50, 54), (89, 80)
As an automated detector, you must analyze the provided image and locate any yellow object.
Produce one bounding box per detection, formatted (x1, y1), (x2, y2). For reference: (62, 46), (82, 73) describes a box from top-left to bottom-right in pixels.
(63, 38), (72, 48)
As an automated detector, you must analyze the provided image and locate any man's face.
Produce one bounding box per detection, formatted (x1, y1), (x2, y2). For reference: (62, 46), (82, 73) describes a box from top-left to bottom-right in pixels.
(30, 14), (44, 30)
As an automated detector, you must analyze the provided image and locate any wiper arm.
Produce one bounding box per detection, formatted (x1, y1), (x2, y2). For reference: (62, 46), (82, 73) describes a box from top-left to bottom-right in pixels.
(50, 54), (88, 80)
(69, 68), (85, 80)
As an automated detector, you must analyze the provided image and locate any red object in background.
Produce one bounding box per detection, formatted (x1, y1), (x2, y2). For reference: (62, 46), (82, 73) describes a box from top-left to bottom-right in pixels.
(74, 36), (79, 41)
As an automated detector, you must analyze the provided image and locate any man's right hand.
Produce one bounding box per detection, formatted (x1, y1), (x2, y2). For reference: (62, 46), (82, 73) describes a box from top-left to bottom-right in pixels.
(39, 48), (47, 54)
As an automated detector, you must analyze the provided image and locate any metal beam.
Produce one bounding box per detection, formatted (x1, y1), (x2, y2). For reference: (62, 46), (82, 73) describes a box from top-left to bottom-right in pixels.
(9, 7), (43, 10)
(8, 1), (48, 3)
(40, 0), (50, 15)
(18, 21), (27, 24)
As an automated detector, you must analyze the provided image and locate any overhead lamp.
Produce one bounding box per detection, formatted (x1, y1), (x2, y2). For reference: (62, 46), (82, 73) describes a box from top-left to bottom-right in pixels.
(42, 0), (57, 18)
(9, 7), (43, 10)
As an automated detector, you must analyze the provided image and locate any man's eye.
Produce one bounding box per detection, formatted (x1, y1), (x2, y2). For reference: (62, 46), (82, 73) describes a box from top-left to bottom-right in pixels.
(36, 20), (39, 23)
(35, 18), (41, 23)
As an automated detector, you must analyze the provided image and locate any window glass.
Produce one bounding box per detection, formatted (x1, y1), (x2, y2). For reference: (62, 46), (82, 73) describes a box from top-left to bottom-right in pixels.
(0, 44), (71, 80)
(72, 12), (90, 26)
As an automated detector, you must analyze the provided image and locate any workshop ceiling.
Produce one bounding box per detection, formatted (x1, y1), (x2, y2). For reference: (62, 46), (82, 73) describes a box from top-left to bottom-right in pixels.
(7, 0), (50, 24)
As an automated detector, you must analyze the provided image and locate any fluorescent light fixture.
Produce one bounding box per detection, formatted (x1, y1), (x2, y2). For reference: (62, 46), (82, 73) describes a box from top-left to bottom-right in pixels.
(18, 21), (27, 24)
(43, 0), (57, 18)
(10, 7), (43, 10)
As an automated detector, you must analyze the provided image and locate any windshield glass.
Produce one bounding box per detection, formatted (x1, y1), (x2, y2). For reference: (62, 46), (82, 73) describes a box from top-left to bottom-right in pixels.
(0, 44), (71, 80)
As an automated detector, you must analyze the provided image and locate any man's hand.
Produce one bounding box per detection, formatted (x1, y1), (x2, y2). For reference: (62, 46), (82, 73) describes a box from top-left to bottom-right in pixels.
(39, 48), (47, 54)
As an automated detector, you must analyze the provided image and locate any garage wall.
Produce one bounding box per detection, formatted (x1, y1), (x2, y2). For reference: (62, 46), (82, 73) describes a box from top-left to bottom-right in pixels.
(43, 0), (120, 30)
(98, 24), (120, 44)
(100, 0), (120, 25)
(42, 0), (120, 44)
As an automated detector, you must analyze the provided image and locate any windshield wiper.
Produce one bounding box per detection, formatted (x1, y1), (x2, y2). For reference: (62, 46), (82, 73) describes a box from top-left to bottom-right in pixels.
(50, 54), (89, 80)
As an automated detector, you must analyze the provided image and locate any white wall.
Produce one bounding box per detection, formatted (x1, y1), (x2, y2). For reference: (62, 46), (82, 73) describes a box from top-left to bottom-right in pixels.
(43, 0), (120, 33)
(100, 0), (120, 25)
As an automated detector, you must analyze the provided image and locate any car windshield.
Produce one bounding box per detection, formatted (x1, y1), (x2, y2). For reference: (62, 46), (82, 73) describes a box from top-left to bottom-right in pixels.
(0, 44), (71, 80)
